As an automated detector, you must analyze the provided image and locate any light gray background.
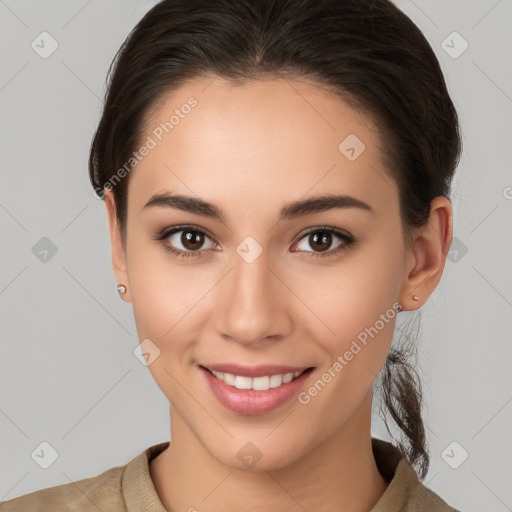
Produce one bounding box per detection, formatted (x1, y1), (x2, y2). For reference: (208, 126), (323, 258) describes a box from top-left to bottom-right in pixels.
(1, 0), (511, 509)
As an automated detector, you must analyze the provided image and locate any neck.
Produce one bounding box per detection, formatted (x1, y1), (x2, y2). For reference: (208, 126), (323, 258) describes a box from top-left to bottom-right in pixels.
(150, 395), (387, 512)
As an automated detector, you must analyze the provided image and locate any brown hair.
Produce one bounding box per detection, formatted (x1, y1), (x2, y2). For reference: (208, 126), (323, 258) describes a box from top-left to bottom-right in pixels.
(89, 0), (462, 478)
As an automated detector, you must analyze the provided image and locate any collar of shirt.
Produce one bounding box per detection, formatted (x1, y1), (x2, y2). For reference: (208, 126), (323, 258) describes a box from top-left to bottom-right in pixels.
(120, 438), (458, 511)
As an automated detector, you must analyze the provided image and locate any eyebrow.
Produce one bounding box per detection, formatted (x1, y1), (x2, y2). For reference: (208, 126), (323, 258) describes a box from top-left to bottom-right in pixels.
(142, 191), (373, 222)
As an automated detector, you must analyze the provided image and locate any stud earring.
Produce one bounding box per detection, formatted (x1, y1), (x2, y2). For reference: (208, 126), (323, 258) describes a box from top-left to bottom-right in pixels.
(412, 295), (420, 301)
(117, 284), (127, 295)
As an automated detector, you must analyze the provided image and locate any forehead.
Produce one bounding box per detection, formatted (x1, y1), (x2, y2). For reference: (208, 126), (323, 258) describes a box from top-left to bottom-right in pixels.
(128, 76), (396, 218)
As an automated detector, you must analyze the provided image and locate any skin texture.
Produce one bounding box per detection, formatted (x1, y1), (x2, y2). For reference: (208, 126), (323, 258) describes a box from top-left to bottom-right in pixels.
(104, 76), (452, 511)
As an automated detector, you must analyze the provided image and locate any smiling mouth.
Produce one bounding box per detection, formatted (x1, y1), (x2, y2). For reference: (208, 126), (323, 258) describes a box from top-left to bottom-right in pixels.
(200, 366), (315, 391)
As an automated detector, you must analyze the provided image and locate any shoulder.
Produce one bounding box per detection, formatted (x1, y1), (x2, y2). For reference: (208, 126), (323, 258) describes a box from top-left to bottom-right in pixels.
(0, 442), (169, 512)
(390, 459), (460, 511)
(371, 438), (460, 511)
(0, 462), (126, 512)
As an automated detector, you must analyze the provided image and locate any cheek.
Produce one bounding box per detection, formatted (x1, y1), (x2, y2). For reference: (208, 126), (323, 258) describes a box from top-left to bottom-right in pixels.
(130, 269), (208, 341)
(126, 229), (207, 338)
(302, 237), (402, 340)
(127, 250), (209, 400)
(294, 262), (400, 436)
(295, 233), (403, 399)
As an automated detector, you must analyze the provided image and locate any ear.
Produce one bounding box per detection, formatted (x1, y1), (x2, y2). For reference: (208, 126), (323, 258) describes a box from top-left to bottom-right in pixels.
(104, 188), (132, 303)
(399, 196), (453, 311)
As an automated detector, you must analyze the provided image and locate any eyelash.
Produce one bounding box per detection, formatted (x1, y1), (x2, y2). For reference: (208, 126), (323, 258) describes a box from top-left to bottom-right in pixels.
(153, 225), (355, 260)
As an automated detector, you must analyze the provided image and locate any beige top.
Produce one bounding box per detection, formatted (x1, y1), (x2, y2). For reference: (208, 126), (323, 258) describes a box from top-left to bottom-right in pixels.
(0, 438), (459, 511)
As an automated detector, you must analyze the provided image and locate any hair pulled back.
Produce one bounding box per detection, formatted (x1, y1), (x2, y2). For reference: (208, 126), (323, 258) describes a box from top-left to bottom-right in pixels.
(89, 0), (462, 478)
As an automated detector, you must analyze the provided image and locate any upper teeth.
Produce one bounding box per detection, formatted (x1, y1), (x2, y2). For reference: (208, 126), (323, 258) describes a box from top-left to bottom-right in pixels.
(210, 370), (304, 390)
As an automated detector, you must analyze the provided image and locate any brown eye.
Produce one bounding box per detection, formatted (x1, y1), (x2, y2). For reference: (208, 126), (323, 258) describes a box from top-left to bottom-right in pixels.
(159, 226), (217, 257)
(293, 227), (354, 257)
(308, 231), (333, 252)
(180, 230), (205, 251)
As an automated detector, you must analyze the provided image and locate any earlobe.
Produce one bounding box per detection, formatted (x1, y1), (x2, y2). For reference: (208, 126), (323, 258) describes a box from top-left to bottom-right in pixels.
(399, 196), (453, 311)
(104, 188), (132, 303)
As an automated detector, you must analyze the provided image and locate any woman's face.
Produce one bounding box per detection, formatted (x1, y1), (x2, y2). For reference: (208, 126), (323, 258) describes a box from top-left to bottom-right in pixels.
(108, 76), (416, 469)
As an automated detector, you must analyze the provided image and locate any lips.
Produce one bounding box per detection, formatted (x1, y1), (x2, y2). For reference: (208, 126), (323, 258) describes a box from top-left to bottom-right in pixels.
(198, 363), (316, 415)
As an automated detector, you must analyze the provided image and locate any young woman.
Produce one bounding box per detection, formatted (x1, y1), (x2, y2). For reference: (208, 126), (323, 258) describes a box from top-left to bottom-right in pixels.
(1, 0), (462, 510)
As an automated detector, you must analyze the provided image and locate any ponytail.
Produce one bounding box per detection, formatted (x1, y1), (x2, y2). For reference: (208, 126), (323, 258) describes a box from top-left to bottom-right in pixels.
(376, 313), (429, 478)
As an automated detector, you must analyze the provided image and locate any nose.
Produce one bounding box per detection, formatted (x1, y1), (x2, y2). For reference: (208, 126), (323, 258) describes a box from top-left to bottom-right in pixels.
(213, 247), (293, 346)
